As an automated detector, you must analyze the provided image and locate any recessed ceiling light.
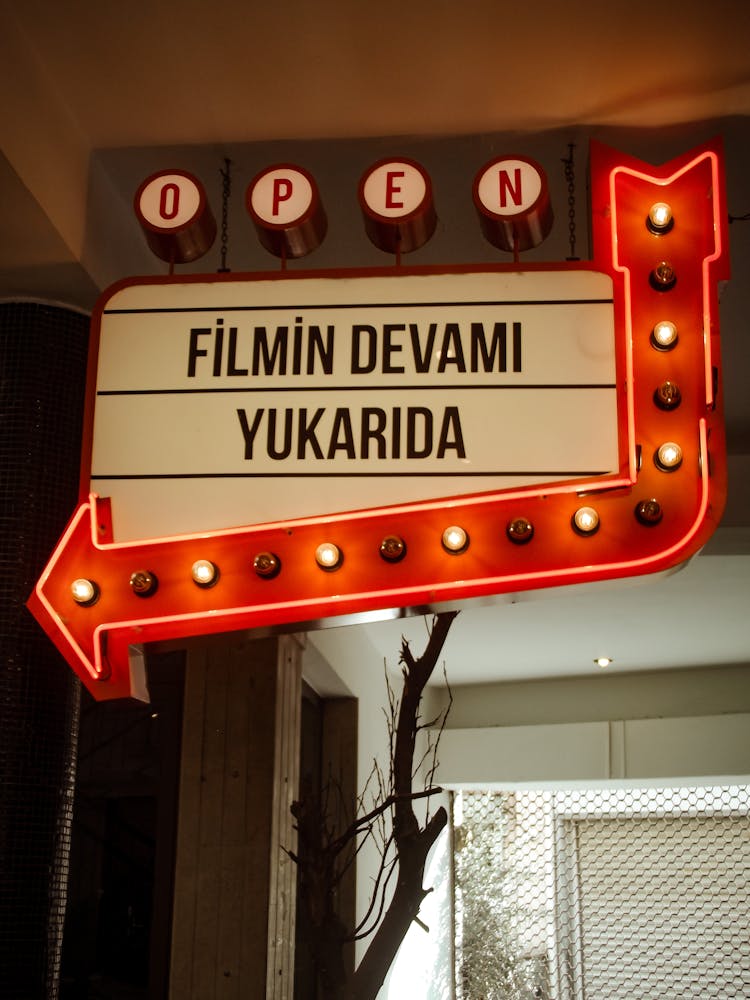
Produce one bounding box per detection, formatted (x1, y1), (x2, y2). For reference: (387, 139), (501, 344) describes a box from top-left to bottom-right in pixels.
(594, 657), (613, 668)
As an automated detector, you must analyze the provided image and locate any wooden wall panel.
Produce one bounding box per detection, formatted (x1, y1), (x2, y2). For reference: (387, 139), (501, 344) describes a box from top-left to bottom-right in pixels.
(169, 647), (208, 997)
(267, 635), (303, 1000)
(169, 636), (302, 999)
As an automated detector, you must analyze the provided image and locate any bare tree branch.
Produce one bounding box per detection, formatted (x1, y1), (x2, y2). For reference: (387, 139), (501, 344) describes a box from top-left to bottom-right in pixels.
(349, 844), (398, 941)
(290, 610), (459, 1000)
(347, 611), (458, 1000)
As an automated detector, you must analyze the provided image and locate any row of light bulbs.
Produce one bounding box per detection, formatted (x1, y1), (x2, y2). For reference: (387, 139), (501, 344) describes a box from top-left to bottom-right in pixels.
(645, 201), (684, 473)
(629, 199), (684, 709)
(69, 494), (673, 607)
(583, 201), (678, 676)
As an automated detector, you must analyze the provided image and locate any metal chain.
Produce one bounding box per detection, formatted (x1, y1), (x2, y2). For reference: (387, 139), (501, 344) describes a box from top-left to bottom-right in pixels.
(561, 143), (578, 260)
(218, 158), (232, 272)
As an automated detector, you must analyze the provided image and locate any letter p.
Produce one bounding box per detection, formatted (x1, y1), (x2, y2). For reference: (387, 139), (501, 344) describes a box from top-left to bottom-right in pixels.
(272, 178), (294, 217)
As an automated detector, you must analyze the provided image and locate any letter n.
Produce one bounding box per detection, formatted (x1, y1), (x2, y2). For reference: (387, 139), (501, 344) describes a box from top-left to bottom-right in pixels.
(499, 168), (522, 208)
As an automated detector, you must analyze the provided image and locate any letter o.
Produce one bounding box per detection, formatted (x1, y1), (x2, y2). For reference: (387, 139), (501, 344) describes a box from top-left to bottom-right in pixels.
(134, 170), (216, 263)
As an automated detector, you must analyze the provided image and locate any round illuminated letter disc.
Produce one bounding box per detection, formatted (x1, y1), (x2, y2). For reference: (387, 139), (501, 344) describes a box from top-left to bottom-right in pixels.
(475, 158), (542, 217)
(134, 170), (216, 263)
(473, 155), (553, 253)
(136, 172), (202, 230)
(246, 164), (327, 259)
(362, 161), (427, 219)
(359, 158), (436, 254)
(249, 167), (314, 226)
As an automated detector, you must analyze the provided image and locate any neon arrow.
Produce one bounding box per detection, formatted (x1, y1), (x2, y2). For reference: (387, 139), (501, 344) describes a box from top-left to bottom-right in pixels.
(29, 417), (718, 701)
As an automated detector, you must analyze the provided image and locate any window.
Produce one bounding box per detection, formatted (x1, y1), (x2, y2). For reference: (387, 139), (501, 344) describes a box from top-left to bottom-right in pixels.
(453, 786), (750, 999)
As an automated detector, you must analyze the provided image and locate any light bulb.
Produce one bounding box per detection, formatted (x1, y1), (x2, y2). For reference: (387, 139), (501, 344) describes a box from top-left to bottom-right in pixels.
(130, 569), (158, 596)
(191, 559), (218, 587)
(635, 498), (663, 526)
(315, 542), (342, 570)
(442, 525), (469, 553)
(651, 320), (678, 351)
(655, 442), (683, 471)
(650, 260), (676, 291)
(647, 202), (673, 234)
(572, 506), (600, 535)
(506, 517), (534, 544)
(379, 535), (406, 562)
(654, 380), (682, 410)
(253, 551), (281, 579)
(71, 578), (99, 606)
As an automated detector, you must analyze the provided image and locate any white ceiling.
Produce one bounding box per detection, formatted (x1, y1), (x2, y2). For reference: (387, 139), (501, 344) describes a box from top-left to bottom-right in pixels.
(1, 1), (749, 685)
(353, 542), (750, 684)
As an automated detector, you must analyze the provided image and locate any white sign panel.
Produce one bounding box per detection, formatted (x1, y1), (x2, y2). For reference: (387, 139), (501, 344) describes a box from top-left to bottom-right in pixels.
(90, 270), (618, 541)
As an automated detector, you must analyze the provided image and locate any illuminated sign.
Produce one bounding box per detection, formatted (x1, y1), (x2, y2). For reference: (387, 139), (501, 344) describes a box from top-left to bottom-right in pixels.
(28, 140), (729, 701)
(87, 268), (617, 542)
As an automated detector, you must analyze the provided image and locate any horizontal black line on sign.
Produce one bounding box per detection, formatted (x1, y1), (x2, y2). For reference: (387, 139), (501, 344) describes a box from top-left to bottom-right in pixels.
(97, 383), (617, 396)
(103, 298), (613, 315)
(91, 470), (610, 480)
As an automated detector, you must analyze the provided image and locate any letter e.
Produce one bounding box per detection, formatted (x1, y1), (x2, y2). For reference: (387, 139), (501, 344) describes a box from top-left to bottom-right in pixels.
(385, 171), (405, 210)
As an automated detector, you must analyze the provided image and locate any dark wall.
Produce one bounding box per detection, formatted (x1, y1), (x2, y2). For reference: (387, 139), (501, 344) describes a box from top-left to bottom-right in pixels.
(0, 302), (89, 999)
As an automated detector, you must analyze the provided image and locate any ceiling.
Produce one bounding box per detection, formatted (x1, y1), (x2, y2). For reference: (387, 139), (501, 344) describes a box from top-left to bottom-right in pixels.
(1, 1), (749, 685)
(3, 1), (750, 146)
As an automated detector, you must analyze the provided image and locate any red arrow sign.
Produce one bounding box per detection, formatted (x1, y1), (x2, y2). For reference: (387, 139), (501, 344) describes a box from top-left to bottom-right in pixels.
(28, 139), (729, 700)
(30, 416), (718, 701)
